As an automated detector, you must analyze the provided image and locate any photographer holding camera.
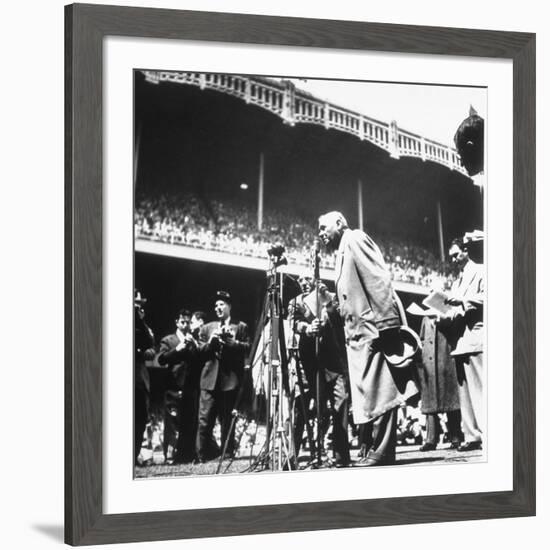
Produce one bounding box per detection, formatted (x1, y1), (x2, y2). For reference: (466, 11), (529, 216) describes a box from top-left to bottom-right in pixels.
(195, 291), (250, 462)
(157, 309), (202, 464)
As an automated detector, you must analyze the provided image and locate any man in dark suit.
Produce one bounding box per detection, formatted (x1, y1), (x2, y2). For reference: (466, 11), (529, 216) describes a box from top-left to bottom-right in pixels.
(196, 291), (250, 462)
(134, 290), (155, 466)
(287, 273), (318, 457)
(157, 309), (201, 464)
(288, 272), (351, 467)
(318, 211), (419, 466)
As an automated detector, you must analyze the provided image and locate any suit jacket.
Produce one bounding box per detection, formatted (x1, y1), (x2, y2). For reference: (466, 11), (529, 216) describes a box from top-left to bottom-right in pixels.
(157, 332), (200, 389)
(135, 317), (154, 393)
(287, 293), (317, 379)
(334, 229), (418, 423)
(448, 259), (484, 356)
(198, 319), (250, 391)
(288, 292), (348, 380)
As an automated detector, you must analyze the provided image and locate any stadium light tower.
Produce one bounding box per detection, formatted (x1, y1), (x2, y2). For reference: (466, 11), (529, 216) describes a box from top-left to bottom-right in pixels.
(258, 152), (264, 231)
(436, 200), (445, 262)
(357, 179), (364, 232)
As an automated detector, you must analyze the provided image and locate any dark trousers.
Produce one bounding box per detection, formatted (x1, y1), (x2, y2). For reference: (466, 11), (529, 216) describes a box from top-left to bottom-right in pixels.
(293, 371), (350, 464)
(358, 422), (374, 457)
(196, 388), (238, 460)
(134, 387), (149, 463)
(424, 410), (463, 445)
(292, 358), (317, 456)
(361, 406), (398, 464)
(164, 386), (199, 462)
(324, 372), (350, 463)
(293, 389), (315, 456)
(176, 386), (199, 461)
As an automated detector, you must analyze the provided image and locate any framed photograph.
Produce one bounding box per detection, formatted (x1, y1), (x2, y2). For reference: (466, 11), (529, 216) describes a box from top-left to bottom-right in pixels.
(65, 3), (535, 546)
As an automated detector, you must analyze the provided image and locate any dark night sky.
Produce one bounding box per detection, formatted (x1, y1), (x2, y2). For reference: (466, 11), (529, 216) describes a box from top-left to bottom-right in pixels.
(134, 70), (482, 251)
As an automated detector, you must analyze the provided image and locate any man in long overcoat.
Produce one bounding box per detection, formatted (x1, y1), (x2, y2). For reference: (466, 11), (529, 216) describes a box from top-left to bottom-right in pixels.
(318, 211), (419, 466)
(416, 313), (463, 450)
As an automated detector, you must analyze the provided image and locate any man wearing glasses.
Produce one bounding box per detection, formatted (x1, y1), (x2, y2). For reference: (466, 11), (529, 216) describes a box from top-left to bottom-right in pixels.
(444, 234), (485, 452)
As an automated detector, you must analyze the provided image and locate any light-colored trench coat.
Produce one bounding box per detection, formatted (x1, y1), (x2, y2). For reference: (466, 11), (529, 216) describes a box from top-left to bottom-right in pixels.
(334, 229), (419, 424)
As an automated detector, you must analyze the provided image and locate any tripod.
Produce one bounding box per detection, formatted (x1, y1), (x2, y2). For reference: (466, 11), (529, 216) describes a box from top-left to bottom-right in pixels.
(219, 251), (298, 472)
(217, 252), (297, 473)
(215, 251), (330, 473)
(255, 255), (296, 471)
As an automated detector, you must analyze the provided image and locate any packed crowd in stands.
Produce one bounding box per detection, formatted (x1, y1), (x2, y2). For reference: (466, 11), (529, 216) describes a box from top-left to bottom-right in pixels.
(135, 191), (456, 289)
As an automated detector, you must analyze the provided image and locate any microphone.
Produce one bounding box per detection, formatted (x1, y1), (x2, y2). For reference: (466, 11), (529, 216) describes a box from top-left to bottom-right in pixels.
(311, 238), (321, 280)
(313, 237), (321, 254)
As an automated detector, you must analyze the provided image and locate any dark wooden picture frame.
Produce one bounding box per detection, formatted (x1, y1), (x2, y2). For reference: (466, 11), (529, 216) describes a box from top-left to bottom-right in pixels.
(65, 3), (535, 545)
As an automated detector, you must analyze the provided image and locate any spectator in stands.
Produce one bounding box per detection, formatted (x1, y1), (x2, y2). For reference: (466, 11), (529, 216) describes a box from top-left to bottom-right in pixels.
(134, 190), (456, 289)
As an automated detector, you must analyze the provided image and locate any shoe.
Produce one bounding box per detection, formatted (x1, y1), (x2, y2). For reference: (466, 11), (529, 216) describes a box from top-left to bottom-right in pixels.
(173, 455), (195, 465)
(419, 442), (437, 452)
(358, 444), (372, 459)
(448, 441), (461, 450)
(354, 455), (370, 466)
(195, 448), (221, 463)
(361, 457), (381, 467)
(354, 455), (393, 467)
(334, 459), (351, 468)
(458, 441), (482, 452)
(363, 457), (394, 467)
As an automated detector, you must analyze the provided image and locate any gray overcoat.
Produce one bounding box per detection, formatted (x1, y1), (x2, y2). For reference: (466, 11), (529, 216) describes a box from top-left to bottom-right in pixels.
(334, 229), (419, 424)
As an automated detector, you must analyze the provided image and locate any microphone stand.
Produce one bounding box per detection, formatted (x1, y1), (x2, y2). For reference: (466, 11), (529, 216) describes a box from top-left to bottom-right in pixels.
(312, 239), (331, 468)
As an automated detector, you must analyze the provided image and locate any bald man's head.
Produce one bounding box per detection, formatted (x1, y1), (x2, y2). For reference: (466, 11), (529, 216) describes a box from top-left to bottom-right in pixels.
(318, 211), (348, 251)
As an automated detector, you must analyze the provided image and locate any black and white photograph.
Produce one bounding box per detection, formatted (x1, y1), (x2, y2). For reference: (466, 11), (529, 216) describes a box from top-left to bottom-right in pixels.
(133, 70), (486, 478)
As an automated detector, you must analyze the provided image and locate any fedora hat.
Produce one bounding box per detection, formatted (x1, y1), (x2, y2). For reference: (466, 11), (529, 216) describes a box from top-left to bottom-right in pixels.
(134, 289), (147, 305)
(215, 290), (232, 305)
(463, 229), (484, 243)
(382, 326), (422, 368)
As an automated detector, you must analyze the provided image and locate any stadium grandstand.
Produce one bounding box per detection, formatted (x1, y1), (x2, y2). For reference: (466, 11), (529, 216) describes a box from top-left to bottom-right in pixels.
(133, 70), (482, 336)
(135, 190), (456, 289)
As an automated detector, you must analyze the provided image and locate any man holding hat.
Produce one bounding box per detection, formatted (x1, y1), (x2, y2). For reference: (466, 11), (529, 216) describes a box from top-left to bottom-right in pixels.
(196, 291), (250, 462)
(318, 211), (419, 466)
